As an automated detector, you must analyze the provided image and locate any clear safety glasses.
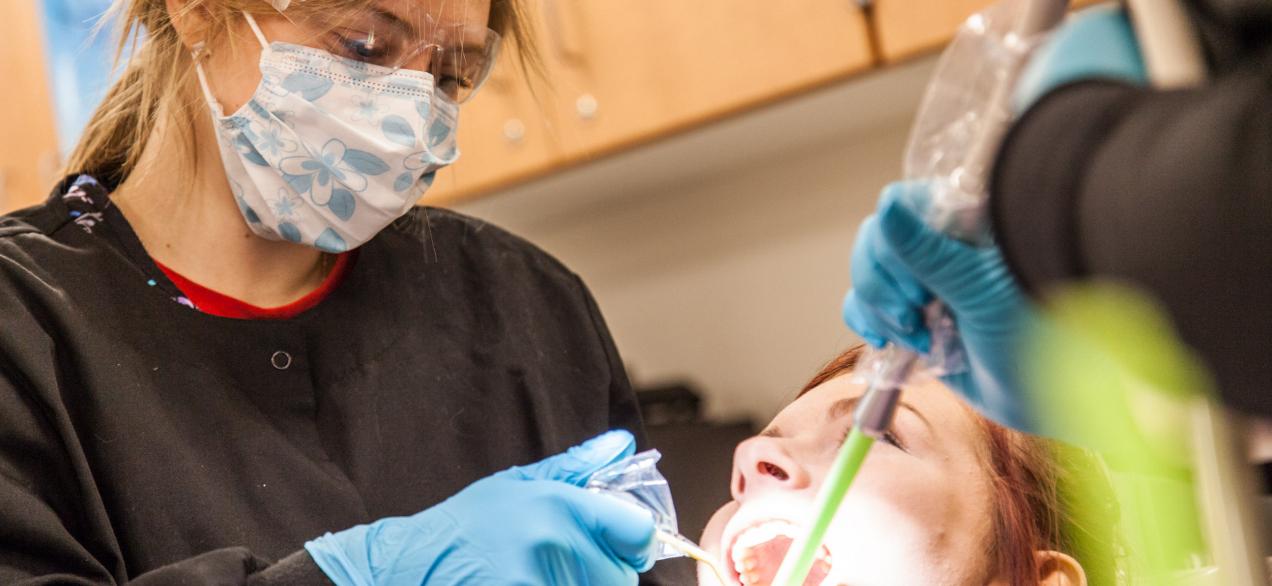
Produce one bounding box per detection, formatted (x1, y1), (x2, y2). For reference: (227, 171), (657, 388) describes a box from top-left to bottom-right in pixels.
(309, 6), (502, 103)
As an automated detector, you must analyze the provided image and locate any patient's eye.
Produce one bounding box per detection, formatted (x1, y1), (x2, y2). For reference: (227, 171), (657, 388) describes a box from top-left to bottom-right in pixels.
(880, 430), (906, 450)
(839, 425), (907, 452)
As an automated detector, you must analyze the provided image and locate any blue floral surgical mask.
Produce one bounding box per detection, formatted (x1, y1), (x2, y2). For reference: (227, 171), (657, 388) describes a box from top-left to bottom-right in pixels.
(195, 13), (460, 253)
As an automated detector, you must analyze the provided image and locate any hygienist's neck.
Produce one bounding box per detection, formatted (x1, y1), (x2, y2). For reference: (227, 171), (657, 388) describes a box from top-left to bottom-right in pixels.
(112, 106), (330, 308)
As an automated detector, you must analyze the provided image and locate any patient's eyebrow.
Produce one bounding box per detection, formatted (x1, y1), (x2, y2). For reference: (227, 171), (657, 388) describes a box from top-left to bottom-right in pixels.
(828, 396), (933, 432)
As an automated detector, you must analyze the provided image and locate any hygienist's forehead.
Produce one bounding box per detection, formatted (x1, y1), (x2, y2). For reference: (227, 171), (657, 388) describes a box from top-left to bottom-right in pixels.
(396, 0), (492, 24)
(319, 0), (492, 34)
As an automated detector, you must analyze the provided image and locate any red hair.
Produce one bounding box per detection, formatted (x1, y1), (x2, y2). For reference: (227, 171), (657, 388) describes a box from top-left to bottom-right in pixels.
(799, 346), (1120, 585)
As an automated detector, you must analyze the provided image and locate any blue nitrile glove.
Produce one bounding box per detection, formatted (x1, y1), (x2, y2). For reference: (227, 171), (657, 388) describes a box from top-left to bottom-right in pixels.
(1013, 3), (1148, 113)
(843, 181), (1041, 431)
(304, 430), (657, 586)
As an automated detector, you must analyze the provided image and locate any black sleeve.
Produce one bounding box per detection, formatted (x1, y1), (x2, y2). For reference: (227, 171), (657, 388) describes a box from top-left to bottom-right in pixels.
(989, 47), (1272, 417)
(127, 548), (329, 586)
(0, 280), (330, 585)
(0, 359), (114, 585)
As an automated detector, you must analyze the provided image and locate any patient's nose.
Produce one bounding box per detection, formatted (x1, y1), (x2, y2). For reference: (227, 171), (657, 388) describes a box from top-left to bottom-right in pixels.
(732, 436), (811, 501)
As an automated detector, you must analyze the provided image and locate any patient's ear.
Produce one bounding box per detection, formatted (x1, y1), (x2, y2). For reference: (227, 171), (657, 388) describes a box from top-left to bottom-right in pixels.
(1035, 550), (1086, 585)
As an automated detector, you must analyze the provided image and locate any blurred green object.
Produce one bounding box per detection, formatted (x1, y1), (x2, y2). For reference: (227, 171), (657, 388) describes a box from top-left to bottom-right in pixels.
(1025, 282), (1211, 581)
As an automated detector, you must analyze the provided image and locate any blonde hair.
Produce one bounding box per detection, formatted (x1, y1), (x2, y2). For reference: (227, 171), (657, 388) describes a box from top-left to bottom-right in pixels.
(67, 0), (535, 184)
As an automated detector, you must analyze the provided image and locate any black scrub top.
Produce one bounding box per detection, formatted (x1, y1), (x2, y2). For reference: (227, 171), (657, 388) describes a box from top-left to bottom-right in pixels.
(0, 175), (649, 584)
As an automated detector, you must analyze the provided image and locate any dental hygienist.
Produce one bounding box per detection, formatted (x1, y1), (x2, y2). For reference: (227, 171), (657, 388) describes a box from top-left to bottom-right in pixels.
(0, 0), (660, 584)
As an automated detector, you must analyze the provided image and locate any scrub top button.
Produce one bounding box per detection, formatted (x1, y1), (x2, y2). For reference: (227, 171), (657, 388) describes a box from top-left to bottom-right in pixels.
(270, 351), (292, 370)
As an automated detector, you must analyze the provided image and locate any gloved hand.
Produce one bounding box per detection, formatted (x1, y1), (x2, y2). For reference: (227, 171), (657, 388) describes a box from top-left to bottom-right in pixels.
(1013, 4), (1147, 113)
(843, 181), (1043, 431)
(304, 430), (657, 586)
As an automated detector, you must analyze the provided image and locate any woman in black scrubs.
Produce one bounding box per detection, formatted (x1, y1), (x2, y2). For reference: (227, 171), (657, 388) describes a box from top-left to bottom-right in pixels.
(0, 0), (660, 583)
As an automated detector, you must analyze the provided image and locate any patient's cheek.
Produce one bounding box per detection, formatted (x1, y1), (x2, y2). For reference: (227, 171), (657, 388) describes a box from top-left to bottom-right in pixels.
(699, 502), (738, 584)
(701, 501), (737, 555)
(822, 482), (980, 585)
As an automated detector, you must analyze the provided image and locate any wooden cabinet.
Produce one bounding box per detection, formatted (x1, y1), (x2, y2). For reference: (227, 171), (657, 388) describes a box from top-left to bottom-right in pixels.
(551, 1), (874, 162)
(428, 1), (874, 206)
(428, 0), (1112, 205)
(0, 1), (60, 213)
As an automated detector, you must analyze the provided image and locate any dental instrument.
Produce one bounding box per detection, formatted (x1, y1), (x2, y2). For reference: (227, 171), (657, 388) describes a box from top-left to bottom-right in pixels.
(656, 529), (730, 585)
(771, 2), (1071, 585)
(586, 449), (736, 580)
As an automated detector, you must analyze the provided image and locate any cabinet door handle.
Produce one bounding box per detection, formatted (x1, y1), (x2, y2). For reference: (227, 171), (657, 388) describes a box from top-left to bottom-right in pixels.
(575, 94), (598, 120)
(503, 118), (527, 144)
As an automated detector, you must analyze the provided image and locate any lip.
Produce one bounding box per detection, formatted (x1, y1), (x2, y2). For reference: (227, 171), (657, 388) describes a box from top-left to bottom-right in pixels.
(719, 510), (766, 586)
(727, 518), (753, 582)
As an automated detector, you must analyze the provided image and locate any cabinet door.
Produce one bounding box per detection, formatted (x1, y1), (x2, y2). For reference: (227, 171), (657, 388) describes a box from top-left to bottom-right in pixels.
(549, 0), (875, 162)
(874, 0), (1107, 64)
(428, 1), (875, 205)
(0, 0), (60, 212)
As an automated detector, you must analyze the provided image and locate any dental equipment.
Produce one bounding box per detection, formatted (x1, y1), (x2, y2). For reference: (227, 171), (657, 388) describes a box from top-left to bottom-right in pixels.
(586, 449), (734, 581)
(655, 529), (730, 584)
(771, 2), (1071, 584)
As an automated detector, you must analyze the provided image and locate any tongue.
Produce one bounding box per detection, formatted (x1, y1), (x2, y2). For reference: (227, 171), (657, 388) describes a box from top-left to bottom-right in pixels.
(742, 535), (831, 586)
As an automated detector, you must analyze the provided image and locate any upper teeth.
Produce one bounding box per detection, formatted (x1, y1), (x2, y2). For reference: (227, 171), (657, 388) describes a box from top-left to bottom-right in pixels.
(729, 519), (834, 585)
(730, 520), (799, 573)
(734, 520), (799, 553)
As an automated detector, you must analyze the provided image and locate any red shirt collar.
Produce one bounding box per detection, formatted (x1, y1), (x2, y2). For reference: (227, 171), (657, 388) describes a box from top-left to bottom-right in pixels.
(154, 252), (355, 320)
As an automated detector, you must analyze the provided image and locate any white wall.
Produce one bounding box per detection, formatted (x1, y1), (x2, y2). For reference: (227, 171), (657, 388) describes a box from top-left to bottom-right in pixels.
(457, 63), (928, 424)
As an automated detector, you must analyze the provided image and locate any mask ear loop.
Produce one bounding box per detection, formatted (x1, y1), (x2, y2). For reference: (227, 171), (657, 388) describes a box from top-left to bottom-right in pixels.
(193, 13), (271, 119)
(242, 12), (272, 50)
(192, 42), (227, 118)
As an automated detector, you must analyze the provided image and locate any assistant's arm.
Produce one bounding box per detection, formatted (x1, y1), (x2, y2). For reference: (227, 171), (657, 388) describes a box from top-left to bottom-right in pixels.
(990, 46), (1272, 416)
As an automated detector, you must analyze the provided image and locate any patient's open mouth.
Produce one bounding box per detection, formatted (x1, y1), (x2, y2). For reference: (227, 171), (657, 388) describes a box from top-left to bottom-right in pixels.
(728, 519), (832, 586)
